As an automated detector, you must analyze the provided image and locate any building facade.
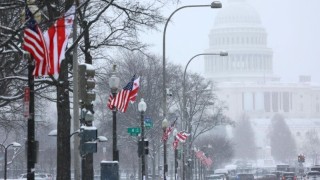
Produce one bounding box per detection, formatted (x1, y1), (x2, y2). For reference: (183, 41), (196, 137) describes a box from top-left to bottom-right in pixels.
(204, 0), (320, 121)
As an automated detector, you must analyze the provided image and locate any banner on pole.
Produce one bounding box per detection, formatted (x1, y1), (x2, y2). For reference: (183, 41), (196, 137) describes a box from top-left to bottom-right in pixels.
(24, 87), (30, 119)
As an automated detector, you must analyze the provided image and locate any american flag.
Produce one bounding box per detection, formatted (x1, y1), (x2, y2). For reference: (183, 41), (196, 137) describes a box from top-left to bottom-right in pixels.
(23, 6), (49, 77)
(176, 131), (190, 143)
(107, 75), (139, 113)
(162, 118), (177, 141)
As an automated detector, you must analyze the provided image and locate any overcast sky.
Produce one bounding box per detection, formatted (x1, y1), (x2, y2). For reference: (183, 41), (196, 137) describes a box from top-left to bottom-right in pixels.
(142, 0), (320, 83)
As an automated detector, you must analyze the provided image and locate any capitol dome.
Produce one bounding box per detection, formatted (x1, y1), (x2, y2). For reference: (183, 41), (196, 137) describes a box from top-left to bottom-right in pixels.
(214, 1), (261, 26)
(205, 0), (278, 83)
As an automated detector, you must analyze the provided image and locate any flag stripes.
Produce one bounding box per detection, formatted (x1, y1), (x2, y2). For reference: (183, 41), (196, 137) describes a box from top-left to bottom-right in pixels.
(23, 7), (49, 77)
(44, 5), (75, 76)
(194, 149), (213, 168)
(176, 131), (190, 143)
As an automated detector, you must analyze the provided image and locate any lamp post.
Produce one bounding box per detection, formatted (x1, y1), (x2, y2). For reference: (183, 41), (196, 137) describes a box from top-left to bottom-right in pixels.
(173, 128), (178, 180)
(109, 65), (120, 161)
(162, 118), (169, 179)
(182, 52), (228, 180)
(138, 98), (147, 180)
(162, 0), (222, 120)
(161, 2), (222, 179)
(0, 142), (21, 180)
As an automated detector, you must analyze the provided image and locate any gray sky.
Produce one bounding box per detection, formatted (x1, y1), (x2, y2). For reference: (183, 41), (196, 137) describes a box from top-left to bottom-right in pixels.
(143, 0), (320, 83)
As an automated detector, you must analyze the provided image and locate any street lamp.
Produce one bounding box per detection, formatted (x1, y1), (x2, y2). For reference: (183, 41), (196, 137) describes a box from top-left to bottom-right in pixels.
(138, 98), (147, 180)
(182, 52), (228, 180)
(109, 65), (120, 161)
(162, 0), (222, 120)
(0, 142), (21, 180)
(162, 118), (169, 179)
(162, 2), (222, 174)
(173, 128), (178, 180)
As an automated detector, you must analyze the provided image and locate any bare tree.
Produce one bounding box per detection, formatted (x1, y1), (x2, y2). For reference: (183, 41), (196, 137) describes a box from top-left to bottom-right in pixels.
(169, 70), (232, 172)
(303, 129), (320, 165)
(95, 51), (175, 179)
(0, 0), (192, 179)
(94, 50), (232, 179)
(196, 135), (234, 169)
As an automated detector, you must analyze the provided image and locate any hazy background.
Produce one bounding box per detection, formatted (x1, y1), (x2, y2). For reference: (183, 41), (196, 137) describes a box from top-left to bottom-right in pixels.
(142, 0), (320, 83)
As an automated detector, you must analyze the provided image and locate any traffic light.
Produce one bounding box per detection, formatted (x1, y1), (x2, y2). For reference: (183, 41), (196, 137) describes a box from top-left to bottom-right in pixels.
(298, 154), (305, 163)
(145, 140), (149, 155)
(137, 140), (149, 157)
(78, 64), (96, 107)
(79, 127), (98, 156)
(138, 141), (142, 156)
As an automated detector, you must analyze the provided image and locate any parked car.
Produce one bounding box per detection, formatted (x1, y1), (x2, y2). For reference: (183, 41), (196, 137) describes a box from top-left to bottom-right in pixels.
(236, 173), (254, 180)
(206, 174), (227, 180)
(311, 166), (320, 172)
(270, 171), (284, 180)
(305, 171), (320, 180)
(19, 173), (53, 180)
(260, 174), (277, 180)
(215, 169), (230, 180)
(281, 172), (296, 180)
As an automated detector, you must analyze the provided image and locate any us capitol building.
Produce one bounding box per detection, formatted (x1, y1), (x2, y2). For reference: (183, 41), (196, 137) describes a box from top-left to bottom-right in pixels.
(204, 0), (320, 158)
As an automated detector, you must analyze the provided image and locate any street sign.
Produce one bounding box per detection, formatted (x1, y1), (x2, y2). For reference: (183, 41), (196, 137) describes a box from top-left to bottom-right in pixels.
(127, 127), (141, 136)
(144, 117), (153, 128)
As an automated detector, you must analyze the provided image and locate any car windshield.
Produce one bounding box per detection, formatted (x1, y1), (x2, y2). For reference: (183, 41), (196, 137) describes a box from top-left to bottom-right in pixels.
(284, 173), (295, 176)
(308, 172), (320, 176)
(237, 174), (254, 179)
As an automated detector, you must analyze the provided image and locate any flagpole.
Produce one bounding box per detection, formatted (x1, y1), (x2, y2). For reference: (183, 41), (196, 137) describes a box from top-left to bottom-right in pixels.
(173, 129), (178, 180)
(27, 54), (36, 180)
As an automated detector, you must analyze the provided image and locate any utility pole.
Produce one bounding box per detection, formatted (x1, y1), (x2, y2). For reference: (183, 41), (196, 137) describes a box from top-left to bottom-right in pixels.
(27, 55), (36, 180)
(72, 5), (81, 180)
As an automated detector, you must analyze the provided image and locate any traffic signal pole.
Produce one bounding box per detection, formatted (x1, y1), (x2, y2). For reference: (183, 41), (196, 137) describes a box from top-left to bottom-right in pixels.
(78, 64), (96, 180)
